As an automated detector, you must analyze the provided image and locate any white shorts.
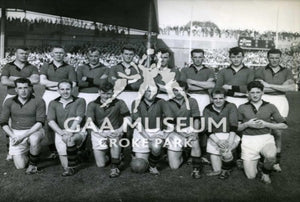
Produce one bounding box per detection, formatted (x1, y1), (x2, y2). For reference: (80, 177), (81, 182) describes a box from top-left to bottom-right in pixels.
(226, 96), (248, 108)
(241, 134), (275, 161)
(42, 90), (60, 113)
(78, 92), (99, 107)
(207, 132), (240, 155)
(91, 131), (123, 150)
(189, 94), (210, 116)
(132, 129), (167, 153)
(165, 128), (198, 152)
(9, 128), (45, 155)
(262, 94), (289, 118)
(55, 132), (87, 155)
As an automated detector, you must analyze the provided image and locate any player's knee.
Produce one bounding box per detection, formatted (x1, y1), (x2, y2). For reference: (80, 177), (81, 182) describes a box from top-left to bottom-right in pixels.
(29, 133), (42, 146)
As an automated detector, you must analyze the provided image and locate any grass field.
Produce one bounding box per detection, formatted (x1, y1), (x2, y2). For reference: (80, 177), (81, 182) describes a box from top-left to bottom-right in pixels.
(0, 92), (299, 202)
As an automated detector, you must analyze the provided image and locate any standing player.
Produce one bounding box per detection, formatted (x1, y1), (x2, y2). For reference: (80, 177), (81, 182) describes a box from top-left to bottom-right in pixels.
(215, 47), (254, 107)
(204, 88), (240, 179)
(47, 80), (86, 176)
(238, 81), (287, 184)
(86, 82), (131, 178)
(40, 46), (77, 158)
(0, 47), (40, 161)
(164, 81), (202, 179)
(255, 49), (296, 171)
(180, 48), (215, 164)
(77, 47), (108, 105)
(0, 78), (45, 174)
(131, 86), (168, 175)
(104, 45), (142, 109)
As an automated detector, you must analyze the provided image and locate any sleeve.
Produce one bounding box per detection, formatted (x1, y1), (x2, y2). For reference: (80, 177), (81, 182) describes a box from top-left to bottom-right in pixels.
(286, 69), (293, 80)
(86, 102), (95, 122)
(215, 69), (224, 89)
(108, 66), (117, 85)
(35, 99), (46, 125)
(208, 69), (215, 79)
(271, 104), (286, 124)
(237, 106), (244, 122)
(0, 65), (10, 77)
(77, 66), (89, 88)
(47, 101), (56, 122)
(179, 68), (187, 82)
(119, 100), (130, 117)
(0, 99), (12, 126)
(94, 67), (108, 87)
(39, 63), (48, 76)
(228, 104), (238, 132)
(68, 66), (77, 83)
(31, 65), (39, 75)
(174, 69), (181, 81)
(190, 98), (201, 119)
(76, 98), (86, 118)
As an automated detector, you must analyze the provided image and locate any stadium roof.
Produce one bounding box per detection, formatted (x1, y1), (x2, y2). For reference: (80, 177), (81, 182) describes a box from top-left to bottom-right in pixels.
(1, 0), (159, 33)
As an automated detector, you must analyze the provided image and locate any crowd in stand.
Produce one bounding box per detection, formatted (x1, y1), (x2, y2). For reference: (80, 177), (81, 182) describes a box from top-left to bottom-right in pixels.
(159, 23), (300, 41)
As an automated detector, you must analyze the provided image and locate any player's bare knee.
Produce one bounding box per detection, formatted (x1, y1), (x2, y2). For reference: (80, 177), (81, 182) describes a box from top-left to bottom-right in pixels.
(29, 133), (42, 146)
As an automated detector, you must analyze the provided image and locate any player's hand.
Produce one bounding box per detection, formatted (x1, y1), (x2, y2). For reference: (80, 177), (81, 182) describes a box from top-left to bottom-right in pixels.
(117, 72), (128, 78)
(9, 76), (19, 81)
(222, 84), (232, 90)
(255, 119), (269, 128)
(81, 76), (87, 81)
(258, 80), (271, 88)
(217, 140), (228, 149)
(246, 118), (264, 129)
(11, 136), (24, 146)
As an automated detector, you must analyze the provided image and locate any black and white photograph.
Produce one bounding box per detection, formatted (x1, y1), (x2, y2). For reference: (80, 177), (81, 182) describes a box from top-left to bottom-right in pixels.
(0, 0), (299, 201)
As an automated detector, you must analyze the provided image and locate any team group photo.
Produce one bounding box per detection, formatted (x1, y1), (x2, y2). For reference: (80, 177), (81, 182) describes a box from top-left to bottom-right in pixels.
(0, 0), (299, 201)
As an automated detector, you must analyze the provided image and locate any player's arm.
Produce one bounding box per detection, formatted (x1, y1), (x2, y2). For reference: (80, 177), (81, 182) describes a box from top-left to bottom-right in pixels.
(77, 66), (89, 88)
(1, 76), (16, 87)
(0, 99), (14, 137)
(157, 83), (167, 93)
(28, 73), (40, 85)
(263, 79), (296, 92)
(17, 122), (43, 141)
(255, 105), (288, 130)
(187, 78), (215, 89)
(40, 74), (58, 88)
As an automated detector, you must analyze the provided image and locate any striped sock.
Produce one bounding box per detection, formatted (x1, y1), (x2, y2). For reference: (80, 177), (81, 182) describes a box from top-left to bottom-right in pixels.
(111, 158), (120, 169)
(67, 145), (79, 168)
(149, 153), (160, 167)
(192, 156), (202, 170)
(222, 160), (234, 171)
(29, 153), (39, 166)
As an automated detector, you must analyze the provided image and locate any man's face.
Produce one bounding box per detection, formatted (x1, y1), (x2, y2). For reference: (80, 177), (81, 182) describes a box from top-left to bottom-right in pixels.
(88, 51), (100, 66)
(212, 94), (225, 109)
(15, 83), (31, 99)
(99, 89), (113, 103)
(122, 49), (135, 64)
(58, 82), (72, 100)
(160, 52), (170, 67)
(268, 53), (281, 68)
(51, 48), (65, 62)
(144, 87), (157, 102)
(192, 52), (204, 67)
(15, 49), (29, 63)
(173, 88), (185, 100)
(248, 87), (263, 103)
(230, 52), (244, 67)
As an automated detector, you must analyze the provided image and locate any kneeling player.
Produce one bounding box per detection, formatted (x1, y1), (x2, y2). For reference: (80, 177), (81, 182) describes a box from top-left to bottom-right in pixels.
(0, 78), (46, 174)
(164, 82), (202, 179)
(87, 82), (130, 178)
(203, 88), (240, 179)
(238, 81), (287, 184)
(131, 85), (168, 175)
(48, 80), (87, 176)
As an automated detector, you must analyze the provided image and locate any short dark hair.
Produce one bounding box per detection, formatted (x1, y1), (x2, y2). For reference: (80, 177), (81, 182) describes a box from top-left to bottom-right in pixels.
(176, 81), (188, 90)
(51, 45), (65, 52)
(88, 47), (100, 54)
(122, 44), (136, 53)
(99, 82), (114, 92)
(15, 46), (29, 52)
(247, 81), (264, 91)
(267, 49), (282, 57)
(229, 47), (244, 57)
(191, 49), (204, 56)
(58, 80), (73, 89)
(157, 48), (171, 56)
(14, 78), (32, 87)
(211, 88), (226, 97)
